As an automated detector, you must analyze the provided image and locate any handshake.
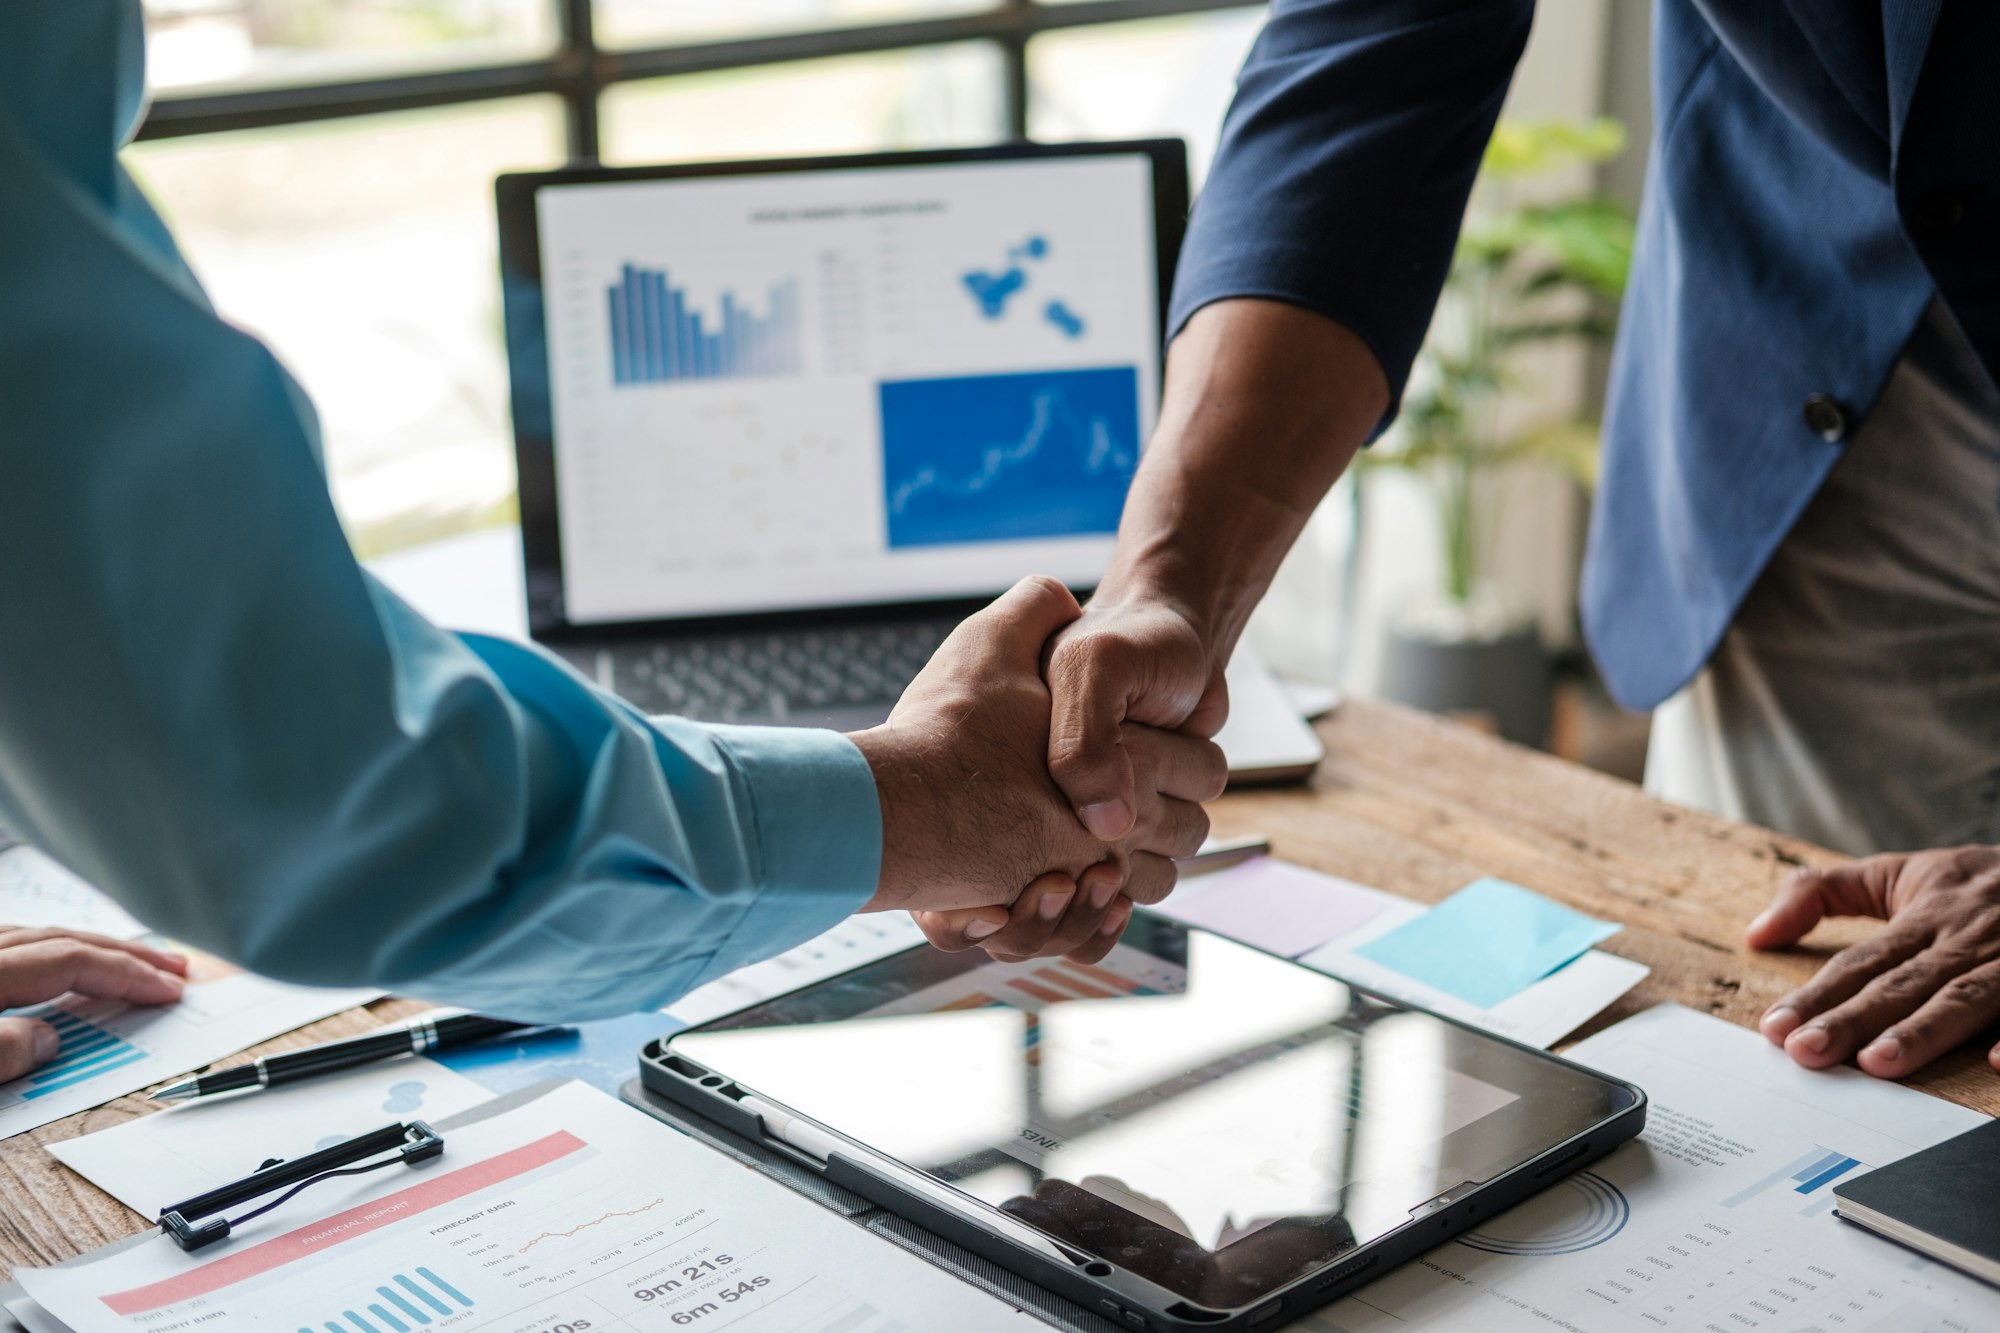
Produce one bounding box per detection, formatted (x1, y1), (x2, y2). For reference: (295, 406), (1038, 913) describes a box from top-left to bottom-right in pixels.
(847, 577), (1230, 966)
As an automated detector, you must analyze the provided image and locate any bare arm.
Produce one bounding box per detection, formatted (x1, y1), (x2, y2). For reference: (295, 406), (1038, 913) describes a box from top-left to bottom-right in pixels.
(1044, 298), (1389, 839)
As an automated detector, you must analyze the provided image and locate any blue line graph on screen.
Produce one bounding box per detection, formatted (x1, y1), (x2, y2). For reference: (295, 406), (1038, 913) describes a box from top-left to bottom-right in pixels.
(879, 366), (1140, 548)
(1458, 1171), (1630, 1256)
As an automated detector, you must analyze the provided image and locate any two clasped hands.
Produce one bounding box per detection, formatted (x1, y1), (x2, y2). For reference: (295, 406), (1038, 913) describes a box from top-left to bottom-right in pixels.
(845, 574), (1228, 966)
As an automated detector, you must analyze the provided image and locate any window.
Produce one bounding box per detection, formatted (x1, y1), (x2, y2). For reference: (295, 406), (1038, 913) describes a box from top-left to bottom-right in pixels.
(131, 0), (1268, 556)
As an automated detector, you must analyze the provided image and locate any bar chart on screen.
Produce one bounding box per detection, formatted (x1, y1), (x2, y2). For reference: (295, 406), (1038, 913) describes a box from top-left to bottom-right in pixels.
(606, 263), (801, 386)
(20, 1083), (1043, 1333)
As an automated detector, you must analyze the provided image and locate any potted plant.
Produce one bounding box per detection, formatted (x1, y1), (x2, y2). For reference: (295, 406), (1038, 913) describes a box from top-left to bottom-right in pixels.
(1365, 117), (1634, 745)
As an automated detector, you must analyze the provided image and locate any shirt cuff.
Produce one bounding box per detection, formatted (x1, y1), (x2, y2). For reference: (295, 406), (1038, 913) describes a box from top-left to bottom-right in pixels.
(702, 723), (883, 953)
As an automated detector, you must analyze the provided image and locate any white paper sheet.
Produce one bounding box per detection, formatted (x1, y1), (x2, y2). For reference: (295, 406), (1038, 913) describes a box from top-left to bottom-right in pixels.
(665, 912), (927, 1027)
(47, 1057), (493, 1217)
(20, 1081), (1044, 1333)
(1288, 1004), (2000, 1332)
(0, 847), (145, 940)
(1304, 897), (1651, 1049)
(0, 948), (377, 1140)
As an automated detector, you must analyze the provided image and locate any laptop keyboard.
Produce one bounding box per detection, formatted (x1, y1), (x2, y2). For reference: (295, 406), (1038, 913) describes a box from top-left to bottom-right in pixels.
(589, 617), (957, 723)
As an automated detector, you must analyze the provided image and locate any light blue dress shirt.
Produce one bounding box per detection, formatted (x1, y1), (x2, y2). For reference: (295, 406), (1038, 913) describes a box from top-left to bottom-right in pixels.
(0, 1), (881, 1021)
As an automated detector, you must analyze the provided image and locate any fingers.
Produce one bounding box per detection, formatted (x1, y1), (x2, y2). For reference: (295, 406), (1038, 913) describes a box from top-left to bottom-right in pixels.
(911, 907), (1010, 953)
(1060, 897), (1136, 967)
(0, 928), (188, 977)
(1755, 924), (1930, 1061)
(0, 935), (188, 1010)
(1856, 959), (2000, 1078)
(981, 873), (1145, 964)
(1120, 852), (1180, 907)
(1046, 636), (1139, 842)
(1745, 859), (1903, 951)
(955, 576), (1083, 676)
(1122, 724), (1228, 805)
(0, 1017), (59, 1083)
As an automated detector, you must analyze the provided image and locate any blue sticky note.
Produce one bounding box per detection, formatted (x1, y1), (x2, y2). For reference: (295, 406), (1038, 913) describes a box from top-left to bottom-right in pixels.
(1353, 878), (1619, 1008)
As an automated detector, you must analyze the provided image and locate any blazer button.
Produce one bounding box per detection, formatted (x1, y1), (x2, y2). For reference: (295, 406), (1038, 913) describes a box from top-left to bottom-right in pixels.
(1802, 393), (1849, 442)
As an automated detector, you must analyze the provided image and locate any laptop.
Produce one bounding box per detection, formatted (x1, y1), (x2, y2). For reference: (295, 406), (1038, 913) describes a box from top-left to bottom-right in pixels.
(496, 140), (1322, 781)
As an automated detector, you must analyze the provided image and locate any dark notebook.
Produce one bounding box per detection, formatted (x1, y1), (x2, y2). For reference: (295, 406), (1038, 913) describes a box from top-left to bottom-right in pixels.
(1834, 1118), (2000, 1286)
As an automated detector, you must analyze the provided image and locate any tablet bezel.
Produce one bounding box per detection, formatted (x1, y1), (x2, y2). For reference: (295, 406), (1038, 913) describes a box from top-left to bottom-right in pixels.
(640, 913), (1646, 1332)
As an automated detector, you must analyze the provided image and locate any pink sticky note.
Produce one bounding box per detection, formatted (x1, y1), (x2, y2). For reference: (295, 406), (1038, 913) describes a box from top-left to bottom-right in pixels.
(1162, 858), (1398, 958)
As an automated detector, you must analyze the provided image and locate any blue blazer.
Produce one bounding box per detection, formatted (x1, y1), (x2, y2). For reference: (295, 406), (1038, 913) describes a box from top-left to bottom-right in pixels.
(1170, 0), (1996, 710)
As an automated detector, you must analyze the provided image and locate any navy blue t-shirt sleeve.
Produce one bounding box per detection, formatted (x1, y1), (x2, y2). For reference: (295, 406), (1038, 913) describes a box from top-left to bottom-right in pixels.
(1169, 0), (1536, 421)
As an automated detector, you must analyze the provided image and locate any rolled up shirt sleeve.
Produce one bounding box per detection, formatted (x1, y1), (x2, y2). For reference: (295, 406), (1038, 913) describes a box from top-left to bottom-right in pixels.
(1169, 0), (1535, 419)
(0, 20), (880, 1022)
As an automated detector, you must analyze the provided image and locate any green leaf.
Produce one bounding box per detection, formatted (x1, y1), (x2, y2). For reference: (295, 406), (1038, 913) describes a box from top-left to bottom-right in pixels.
(1482, 117), (1628, 177)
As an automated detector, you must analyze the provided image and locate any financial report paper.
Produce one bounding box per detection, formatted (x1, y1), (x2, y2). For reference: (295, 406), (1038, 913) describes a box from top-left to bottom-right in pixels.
(18, 1081), (1044, 1333)
(1295, 1004), (1998, 1333)
(0, 945), (375, 1141)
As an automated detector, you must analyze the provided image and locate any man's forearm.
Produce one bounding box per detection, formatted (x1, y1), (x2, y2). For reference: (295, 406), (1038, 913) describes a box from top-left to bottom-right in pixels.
(1100, 298), (1389, 657)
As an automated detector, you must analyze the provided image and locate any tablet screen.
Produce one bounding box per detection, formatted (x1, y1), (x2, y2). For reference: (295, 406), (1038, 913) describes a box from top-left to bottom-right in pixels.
(668, 913), (1637, 1309)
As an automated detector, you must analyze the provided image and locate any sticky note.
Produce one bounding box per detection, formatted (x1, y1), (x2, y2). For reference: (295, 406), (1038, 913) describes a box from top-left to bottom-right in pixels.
(1352, 877), (1620, 1009)
(1159, 858), (1397, 958)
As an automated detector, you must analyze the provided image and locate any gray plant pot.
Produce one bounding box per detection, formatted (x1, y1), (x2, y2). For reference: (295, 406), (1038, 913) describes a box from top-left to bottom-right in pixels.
(1381, 619), (1552, 747)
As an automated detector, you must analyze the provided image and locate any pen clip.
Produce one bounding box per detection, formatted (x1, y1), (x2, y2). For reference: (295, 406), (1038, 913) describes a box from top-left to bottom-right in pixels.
(159, 1120), (444, 1252)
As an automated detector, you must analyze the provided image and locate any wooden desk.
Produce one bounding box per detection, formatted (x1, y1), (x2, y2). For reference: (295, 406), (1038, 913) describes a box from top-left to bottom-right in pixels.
(4, 697), (1995, 1282)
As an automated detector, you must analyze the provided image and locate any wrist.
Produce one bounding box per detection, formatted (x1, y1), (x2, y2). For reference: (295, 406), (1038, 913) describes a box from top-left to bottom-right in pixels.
(846, 723), (931, 914)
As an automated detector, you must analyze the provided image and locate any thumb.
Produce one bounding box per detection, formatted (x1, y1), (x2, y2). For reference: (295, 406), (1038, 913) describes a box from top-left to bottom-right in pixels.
(0, 1017), (59, 1083)
(912, 907), (1009, 953)
(1744, 858), (1902, 950)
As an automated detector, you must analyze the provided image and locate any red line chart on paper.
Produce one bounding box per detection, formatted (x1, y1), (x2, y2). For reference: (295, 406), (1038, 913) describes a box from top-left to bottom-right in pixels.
(516, 1195), (668, 1253)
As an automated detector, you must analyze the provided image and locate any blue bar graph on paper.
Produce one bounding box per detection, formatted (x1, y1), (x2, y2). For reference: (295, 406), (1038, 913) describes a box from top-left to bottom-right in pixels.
(607, 264), (800, 386)
(9, 1008), (149, 1098)
(294, 1269), (473, 1333)
(1720, 1145), (1866, 1209)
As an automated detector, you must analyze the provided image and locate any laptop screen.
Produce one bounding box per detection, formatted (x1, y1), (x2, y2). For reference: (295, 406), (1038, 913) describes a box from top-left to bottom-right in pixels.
(526, 150), (1168, 627)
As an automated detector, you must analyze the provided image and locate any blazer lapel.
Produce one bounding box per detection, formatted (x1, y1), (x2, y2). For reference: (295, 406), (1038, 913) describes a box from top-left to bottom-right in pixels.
(1883, 0), (1943, 145)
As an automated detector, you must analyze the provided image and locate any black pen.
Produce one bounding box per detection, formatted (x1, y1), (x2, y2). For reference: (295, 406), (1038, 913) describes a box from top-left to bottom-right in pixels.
(150, 1014), (544, 1102)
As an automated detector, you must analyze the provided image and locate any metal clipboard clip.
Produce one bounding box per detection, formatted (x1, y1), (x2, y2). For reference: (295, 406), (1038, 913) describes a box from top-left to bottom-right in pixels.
(159, 1120), (444, 1251)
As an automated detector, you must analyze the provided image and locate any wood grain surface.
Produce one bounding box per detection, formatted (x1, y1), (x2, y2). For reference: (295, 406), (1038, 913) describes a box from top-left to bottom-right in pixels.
(4, 697), (1994, 1283)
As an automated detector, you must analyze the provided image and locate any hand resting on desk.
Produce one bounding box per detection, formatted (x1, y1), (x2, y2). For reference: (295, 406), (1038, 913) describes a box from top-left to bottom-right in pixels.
(848, 577), (1225, 966)
(1751, 846), (2000, 1078)
(0, 928), (187, 1081)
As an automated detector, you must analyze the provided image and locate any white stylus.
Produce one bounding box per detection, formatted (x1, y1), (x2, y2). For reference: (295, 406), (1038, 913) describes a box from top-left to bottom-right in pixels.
(737, 1095), (1075, 1263)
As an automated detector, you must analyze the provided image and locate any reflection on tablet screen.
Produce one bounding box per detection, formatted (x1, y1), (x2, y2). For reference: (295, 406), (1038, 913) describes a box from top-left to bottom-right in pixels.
(671, 915), (1634, 1309)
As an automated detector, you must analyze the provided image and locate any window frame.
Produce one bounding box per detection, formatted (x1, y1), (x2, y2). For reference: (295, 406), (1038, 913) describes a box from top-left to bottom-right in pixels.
(137, 0), (1266, 158)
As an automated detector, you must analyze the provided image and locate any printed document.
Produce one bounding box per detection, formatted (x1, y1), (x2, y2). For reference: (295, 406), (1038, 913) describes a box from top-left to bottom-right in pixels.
(47, 1058), (492, 1217)
(1292, 1004), (2000, 1332)
(19, 1081), (1044, 1333)
(0, 946), (376, 1139)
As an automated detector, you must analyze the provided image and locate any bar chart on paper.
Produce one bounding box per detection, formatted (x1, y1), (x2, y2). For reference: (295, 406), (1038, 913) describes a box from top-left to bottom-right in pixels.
(607, 263), (801, 386)
(20, 1083), (1041, 1333)
(0, 952), (374, 1139)
(10, 1007), (148, 1099)
(295, 1267), (473, 1333)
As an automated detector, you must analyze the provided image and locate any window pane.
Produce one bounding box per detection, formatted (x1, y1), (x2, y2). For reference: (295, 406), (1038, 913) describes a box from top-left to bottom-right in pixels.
(126, 99), (566, 557)
(602, 44), (1004, 164)
(597, 0), (993, 50)
(1028, 9), (1266, 186)
(141, 0), (554, 94)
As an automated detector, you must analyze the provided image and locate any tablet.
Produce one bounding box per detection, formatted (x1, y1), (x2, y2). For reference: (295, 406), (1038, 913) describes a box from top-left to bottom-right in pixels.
(643, 912), (1644, 1331)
